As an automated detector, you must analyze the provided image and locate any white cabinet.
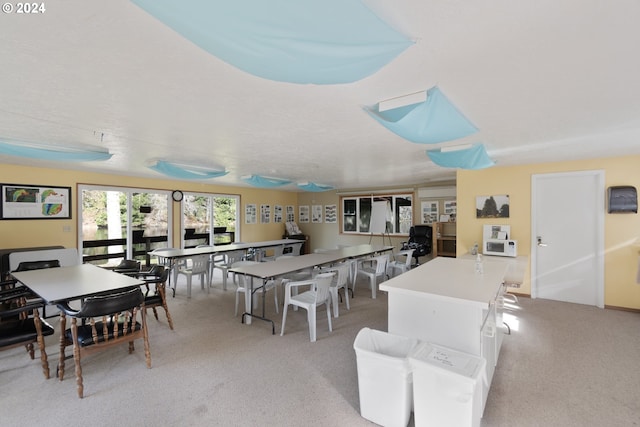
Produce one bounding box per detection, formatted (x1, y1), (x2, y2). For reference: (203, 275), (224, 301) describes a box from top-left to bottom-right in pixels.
(380, 257), (523, 415)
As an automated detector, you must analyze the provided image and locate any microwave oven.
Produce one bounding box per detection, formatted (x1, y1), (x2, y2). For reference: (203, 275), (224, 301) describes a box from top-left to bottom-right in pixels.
(483, 239), (517, 257)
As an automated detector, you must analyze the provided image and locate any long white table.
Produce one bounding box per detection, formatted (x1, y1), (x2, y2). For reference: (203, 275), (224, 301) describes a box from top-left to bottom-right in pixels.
(230, 244), (393, 331)
(149, 239), (305, 294)
(379, 256), (527, 416)
(12, 263), (143, 304)
(12, 263), (145, 379)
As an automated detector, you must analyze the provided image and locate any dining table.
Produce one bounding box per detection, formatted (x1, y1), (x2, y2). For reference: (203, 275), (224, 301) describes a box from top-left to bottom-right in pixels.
(229, 244), (393, 332)
(12, 263), (145, 379)
(149, 238), (305, 292)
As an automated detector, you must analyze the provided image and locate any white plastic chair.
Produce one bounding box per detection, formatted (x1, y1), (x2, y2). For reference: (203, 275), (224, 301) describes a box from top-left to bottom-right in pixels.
(387, 249), (414, 278)
(321, 262), (350, 317)
(150, 247), (184, 296)
(260, 245), (284, 262)
(232, 261), (278, 316)
(212, 250), (245, 290)
(357, 254), (389, 299)
(196, 244), (223, 286)
(177, 254), (210, 298)
(280, 272), (335, 342)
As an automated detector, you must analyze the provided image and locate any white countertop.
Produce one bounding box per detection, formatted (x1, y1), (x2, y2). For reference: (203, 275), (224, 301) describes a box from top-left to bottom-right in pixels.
(380, 256), (519, 307)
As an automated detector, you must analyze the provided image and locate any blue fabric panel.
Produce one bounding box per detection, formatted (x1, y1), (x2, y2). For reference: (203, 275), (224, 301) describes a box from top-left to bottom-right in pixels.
(131, 0), (413, 84)
(297, 182), (333, 192)
(242, 175), (291, 188)
(0, 141), (112, 162)
(426, 144), (494, 170)
(365, 87), (478, 144)
(149, 161), (228, 179)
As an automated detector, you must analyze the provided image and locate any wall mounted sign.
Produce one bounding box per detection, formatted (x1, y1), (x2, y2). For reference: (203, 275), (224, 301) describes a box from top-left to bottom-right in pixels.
(1, 183), (72, 219)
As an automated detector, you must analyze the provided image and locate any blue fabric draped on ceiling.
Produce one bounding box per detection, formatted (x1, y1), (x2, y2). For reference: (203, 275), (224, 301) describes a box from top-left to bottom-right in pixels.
(0, 140), (112, 162)
(364, 87), (478, 144)
(149, 161), (228, 179)
(130, 0), (413, 84)
(242, 175), (291, 188)
(297, 182), (333, 192)
(426, 144), (494, 170)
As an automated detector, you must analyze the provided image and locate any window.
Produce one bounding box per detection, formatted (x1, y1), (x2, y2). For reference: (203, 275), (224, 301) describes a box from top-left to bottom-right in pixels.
(341, 193), (413, 235)
(79, 185), (171, 266)
(182, 192), (239, 247)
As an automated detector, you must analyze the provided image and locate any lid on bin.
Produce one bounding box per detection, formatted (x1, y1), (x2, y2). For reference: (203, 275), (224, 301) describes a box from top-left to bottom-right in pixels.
(409, 342), (485, 379)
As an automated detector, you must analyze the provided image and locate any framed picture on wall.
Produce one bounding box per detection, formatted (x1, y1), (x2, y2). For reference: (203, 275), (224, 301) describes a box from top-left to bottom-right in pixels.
(286, 205), (295, 222)
(273, 205), (283, 223)
(476, 195), (510, 218)
(421, 201), (438, 224)
(0, 183), (72, 219)
(245, 203), (257, 224)
(312, 205), (323, 223)
(299, 205), (310, 223)
(325, 204), (337, 223)
(260, 204), (271, 223)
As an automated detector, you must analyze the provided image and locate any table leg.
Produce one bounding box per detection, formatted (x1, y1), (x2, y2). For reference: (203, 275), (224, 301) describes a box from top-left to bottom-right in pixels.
(241, 276), (275, 334)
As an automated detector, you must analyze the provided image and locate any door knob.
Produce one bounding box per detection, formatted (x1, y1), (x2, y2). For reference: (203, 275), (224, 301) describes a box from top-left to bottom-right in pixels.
(537, 236), (548, 247)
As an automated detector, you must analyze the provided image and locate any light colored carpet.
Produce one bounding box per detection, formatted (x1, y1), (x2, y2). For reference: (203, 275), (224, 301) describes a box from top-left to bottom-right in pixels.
(2, 270), (639, 426)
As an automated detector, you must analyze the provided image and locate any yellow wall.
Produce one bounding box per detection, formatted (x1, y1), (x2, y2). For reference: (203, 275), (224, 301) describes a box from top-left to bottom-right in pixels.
(0, 164), (297, 250)
(457, 154), (640, 310)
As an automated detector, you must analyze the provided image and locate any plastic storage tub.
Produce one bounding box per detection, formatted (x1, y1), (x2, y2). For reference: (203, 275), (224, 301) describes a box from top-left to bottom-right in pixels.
(353, 327), (419, 427)
(409, 342), (487, 427)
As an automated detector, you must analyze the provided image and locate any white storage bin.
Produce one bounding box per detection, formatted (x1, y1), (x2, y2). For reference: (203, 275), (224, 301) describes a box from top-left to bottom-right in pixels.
(409, 342), (487, 427)
(353, 327), (419, 427)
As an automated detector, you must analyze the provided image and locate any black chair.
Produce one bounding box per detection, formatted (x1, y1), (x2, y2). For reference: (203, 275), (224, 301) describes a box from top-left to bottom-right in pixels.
(111, 259), (141, 276)
(13, 260), (61, 317)
(402, 225), (432, 265)
(57, 286), (151, 398)
(0, 287), (55, 379)
(138, 265), (173, 330)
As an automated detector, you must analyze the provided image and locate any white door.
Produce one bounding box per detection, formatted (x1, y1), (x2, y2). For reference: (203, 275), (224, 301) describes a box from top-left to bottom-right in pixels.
(531, 171), (604, 307)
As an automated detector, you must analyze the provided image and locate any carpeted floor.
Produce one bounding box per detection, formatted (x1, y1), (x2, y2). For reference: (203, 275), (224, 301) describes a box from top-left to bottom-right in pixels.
(2, 270), (639, 426)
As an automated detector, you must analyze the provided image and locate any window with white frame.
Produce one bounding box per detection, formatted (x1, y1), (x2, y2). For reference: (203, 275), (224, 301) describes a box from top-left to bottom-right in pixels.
(340, 193), (412, 235)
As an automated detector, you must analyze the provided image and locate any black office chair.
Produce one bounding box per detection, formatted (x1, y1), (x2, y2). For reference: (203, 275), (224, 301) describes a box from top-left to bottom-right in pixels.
(402, 225), (432, 265)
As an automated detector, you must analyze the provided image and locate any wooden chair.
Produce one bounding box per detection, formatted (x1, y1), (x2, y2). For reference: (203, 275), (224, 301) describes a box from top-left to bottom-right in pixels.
(57, 286), (151, 398)
(13, 260), (61, 318)
(0, 287), (54, 379)
(138, 266), (174, 329)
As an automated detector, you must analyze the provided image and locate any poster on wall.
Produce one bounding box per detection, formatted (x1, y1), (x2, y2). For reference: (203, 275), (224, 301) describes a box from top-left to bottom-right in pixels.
(312, 205), (323, 223)
(299, 205), (310, 223)
(444, 200), (457, 221)
(476, 195), (509, 218)
(0, 183), (71, 219)
(260, 204), (271, 223)
(286, 205), (295, 222)
(245, 203), (257, 224)
(274, 205), (283, 223)
(421, 201), (438, 224)
(324, 204), (337, 223)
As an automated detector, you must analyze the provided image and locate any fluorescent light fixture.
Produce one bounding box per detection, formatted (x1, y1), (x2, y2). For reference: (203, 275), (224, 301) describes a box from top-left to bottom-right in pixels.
(378, 91), (426, 112)
(148, 161), (228, 179)
(0, 139), (112, 162)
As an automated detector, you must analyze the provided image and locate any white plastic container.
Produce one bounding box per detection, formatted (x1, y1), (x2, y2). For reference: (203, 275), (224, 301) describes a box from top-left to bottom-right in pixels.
(353, 327), (419, 427)
(409, 342), (487, 427)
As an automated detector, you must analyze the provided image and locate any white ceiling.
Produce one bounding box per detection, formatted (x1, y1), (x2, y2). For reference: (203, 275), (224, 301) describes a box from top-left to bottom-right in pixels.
(2, 0), (640, 191)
